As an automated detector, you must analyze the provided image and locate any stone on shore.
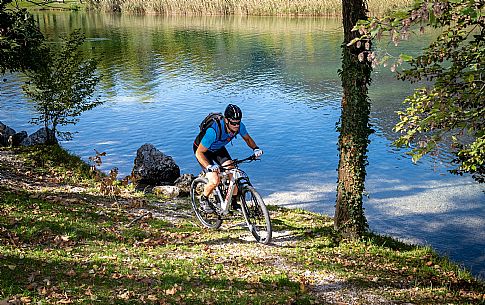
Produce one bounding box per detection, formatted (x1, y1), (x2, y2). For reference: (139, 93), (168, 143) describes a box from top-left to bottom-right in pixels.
(174, 174), (194, 196)
(0, 121), (16, 147)
(132, 143), (180, 186)
(20, 127), (57, 146)
(9, 131), (28, 147)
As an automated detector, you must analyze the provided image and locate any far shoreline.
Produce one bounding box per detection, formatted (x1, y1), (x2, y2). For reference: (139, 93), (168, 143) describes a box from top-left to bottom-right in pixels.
(21, 0), (413, 18)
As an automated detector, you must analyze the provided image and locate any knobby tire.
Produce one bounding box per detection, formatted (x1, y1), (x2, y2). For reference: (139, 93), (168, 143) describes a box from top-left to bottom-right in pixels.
(190, 177), (222, 229)
(240, 185), (272, 244)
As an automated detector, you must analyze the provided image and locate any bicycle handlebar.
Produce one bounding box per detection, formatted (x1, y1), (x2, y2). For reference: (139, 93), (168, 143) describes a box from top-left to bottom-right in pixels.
(219, 154), (259, 171)
(233, 154), (258, 164)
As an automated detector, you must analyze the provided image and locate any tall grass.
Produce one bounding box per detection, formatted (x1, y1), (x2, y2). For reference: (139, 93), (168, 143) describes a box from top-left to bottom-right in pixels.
(87, 0), (413, 17)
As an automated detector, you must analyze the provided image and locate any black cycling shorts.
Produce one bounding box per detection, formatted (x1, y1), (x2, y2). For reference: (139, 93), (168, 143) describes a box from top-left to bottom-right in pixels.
(193, 144), (231, 169)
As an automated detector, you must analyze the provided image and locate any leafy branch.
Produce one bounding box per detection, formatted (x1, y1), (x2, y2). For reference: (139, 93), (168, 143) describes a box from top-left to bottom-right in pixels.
(23, 29), (101, 143)
(350, 0), (485, 183)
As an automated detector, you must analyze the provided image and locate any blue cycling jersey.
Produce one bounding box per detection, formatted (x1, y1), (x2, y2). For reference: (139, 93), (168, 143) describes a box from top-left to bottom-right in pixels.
(201, 120), (248, 152)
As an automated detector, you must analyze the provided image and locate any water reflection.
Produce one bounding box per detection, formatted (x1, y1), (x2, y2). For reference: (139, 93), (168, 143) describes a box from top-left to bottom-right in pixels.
(0, 12), (483, 278)
(33, 12), (344, 106)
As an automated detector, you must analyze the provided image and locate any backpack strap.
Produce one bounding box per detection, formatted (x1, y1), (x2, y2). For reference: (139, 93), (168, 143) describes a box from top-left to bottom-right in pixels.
(215, 117), (223, 141)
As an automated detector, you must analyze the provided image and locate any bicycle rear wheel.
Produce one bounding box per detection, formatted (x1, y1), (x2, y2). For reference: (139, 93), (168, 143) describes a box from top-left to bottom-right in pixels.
(190, 177), (222, 229)
(240, 185), (272, 244)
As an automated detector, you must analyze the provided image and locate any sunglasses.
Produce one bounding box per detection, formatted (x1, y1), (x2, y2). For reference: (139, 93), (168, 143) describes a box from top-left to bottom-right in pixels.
(228, 119), (241, 126)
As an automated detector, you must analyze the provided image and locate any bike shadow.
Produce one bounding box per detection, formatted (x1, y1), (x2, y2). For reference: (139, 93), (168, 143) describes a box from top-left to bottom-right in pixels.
(193, 217), (339, 249)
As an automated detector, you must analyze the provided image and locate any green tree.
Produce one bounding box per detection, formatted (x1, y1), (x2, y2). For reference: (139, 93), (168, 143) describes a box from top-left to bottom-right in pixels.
(353, 0), (485, 183)
(334, 0), (373, 238)
(23, 30), (102, 144)
(0, 0), (44, 73)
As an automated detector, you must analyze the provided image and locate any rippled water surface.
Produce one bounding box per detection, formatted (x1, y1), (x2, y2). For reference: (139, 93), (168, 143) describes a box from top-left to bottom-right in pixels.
(1, 12), (484, 278)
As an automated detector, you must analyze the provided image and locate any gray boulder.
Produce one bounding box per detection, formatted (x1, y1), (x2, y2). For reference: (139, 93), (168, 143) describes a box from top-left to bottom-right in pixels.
(174, 173), (194, 196)
(0, 121), (16, 146)
(20, 128), (57, 146)
(132, 143), (180, 186)
(8, 131), (28, 147)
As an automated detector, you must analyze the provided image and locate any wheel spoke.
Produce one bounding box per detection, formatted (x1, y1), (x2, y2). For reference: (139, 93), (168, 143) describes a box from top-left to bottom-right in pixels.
(241, 185), (272, 244)
(190, 177), (222, 229)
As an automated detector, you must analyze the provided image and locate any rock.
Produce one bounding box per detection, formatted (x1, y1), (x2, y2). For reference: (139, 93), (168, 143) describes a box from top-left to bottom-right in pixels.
(0, 121), (16, 147)
(8, 131), (28, 147)
(20, 127), (57, 146)
(132, 143), (180, 186)
(153, 185), (180, 198)
(174, 174), (194, 196)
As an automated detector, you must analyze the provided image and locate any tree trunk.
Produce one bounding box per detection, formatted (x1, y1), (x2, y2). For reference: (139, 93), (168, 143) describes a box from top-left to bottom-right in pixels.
(334, 0), (373, 238)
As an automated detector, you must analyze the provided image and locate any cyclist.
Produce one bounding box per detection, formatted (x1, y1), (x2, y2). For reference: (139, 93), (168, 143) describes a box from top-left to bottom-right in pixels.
(193, 104), (263, 212)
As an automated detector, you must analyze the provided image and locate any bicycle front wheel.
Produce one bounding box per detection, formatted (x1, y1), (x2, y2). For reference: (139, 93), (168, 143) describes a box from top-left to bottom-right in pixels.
(240, 185), (272, 244)
(190, 177), (222, 229)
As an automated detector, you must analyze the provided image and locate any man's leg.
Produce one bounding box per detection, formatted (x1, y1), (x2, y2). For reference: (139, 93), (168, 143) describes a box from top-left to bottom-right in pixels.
(204, 171), (220, 197)
(221, 160), (238, 196)
(221, 159), (241, 210)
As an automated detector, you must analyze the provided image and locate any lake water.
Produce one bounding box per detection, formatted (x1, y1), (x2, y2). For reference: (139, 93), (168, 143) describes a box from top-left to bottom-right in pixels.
(1, 11), (484, 278)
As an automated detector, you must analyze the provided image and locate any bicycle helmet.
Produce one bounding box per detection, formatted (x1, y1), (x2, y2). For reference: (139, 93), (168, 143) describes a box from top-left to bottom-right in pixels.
(224, 104), (243, 120)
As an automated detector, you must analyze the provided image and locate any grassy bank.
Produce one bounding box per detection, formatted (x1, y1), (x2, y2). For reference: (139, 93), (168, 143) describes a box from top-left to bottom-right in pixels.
(88, 0), (413, 16)
(13, 0), (85, 11)
(1, 145), (484, 304)
(20, 0), (413, 16)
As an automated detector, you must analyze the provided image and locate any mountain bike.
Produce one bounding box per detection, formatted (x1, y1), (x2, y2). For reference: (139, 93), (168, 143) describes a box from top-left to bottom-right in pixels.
(190, 155), (272, 244)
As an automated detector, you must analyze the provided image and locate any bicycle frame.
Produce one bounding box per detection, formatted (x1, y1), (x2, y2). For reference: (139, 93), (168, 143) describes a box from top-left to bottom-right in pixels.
(210, 157), (254, 215)
(191, 154), (271, 244)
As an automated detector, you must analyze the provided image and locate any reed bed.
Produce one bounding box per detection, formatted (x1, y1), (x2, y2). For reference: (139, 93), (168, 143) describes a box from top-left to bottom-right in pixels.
(87, 0), (413, 17)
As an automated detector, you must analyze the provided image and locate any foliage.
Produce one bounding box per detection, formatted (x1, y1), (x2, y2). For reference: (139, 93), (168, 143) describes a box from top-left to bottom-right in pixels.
(0, 0), (45, 74)
(89, 149), (138, 197)
(22, 29), (101, 143)
(351, 0), (485, 183)
(334, 0), (373, 238)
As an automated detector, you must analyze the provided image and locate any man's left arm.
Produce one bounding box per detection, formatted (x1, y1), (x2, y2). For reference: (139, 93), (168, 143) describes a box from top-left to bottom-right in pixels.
(239, 123), (263, 157)
(242, 134), (258, 150)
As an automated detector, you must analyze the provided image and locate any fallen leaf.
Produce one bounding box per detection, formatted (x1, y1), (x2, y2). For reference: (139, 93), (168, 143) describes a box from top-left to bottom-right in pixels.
(85, 287), (93, 296)
(164, 285), (181, 295)
(299, 275), (308, 293)
(80, 272), (89, 279)
(28, 271), (40, 283)
(118, 291), (131, 300)
(165, 287), (177, 295)
(26, 283), (37, 290)
(66, 269), (76, 277)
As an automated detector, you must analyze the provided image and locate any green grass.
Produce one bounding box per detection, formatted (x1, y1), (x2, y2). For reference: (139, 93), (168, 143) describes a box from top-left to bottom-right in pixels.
(1, 145), (484, 304)
(10, 144), (95, 185)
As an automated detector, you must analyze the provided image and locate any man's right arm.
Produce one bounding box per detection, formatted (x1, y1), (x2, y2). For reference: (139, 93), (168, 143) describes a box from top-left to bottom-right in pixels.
(195, 144), (211, 169)
(196, 128), (218, 170)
